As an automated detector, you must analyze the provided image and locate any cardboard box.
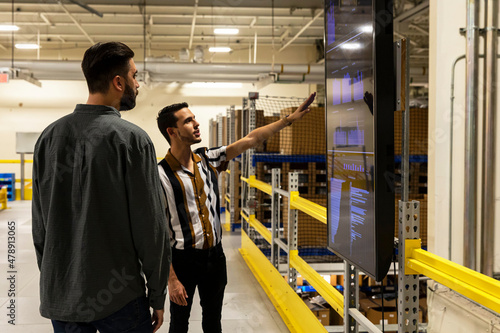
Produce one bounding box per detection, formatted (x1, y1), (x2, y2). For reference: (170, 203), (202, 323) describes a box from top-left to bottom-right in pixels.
(279, 106), (325, 155)
(313, 309), (330, 325)
(234, 109), (243, 141)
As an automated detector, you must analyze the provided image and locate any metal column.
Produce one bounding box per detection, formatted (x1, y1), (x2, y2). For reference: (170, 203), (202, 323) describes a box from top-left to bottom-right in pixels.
(287, 172), (299, 288)
(396, 37), (420, 333)
(464, 0), (480, 270)
(271, 168), (281, 269)
(228, 106), (236, 230)
(481, 0), (498, 277)
(343, 264), (359, 333)
(398, 201), (420, 333)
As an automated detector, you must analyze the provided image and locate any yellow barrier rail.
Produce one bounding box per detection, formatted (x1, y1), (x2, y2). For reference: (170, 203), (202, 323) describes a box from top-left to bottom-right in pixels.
(290, 250), (344, 317)
(241, 212), (272, 244)
(241, 208), (344, 317)
(0, 159), (33, 163)
(225, 194), (230, 204)
(240, 231), (327, 333)
(0, 187), (7, 210)
(290, 193), (327, 225)
(406, 239), (500, 314)
(242, 173), (500, 318)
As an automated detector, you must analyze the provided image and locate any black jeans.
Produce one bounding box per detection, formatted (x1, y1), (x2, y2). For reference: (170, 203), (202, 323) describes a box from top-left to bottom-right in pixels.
(51, 296), (152, 333)
(169, 242), (227, 333)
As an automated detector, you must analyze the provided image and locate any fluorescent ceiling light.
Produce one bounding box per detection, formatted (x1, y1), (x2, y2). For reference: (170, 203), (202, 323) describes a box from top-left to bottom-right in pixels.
(341, 43), (361, 50)
(0, 25), (19, 31)
(209, 47), (232, 53)
(214, 28), (239, 35)
(15, 43), (40, 49)
(361, 25), (373, 33)
(185, 82), (242, 89)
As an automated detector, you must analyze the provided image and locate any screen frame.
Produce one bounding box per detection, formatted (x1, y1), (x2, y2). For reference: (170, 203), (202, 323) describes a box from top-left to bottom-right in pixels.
(324, 0), (395, 281)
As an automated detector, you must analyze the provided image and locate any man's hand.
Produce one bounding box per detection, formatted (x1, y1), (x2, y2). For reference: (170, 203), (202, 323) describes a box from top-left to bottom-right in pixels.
(168, 277), (188, 306)
(288, 92), (317, 123)
(152, 309), (164, 333)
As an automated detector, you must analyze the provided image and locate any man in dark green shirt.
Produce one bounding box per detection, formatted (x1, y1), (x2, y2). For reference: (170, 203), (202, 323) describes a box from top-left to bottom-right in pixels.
(32, 42), (170, 333)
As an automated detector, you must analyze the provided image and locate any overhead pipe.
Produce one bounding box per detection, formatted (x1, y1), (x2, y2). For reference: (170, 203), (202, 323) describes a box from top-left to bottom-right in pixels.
(481, 0), (498, 277)
(464, 0), (480, 270)
(0, 60), (325, 82)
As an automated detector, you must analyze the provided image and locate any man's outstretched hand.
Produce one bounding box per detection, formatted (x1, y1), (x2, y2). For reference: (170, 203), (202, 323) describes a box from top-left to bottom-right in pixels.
(289, 92), (317, 123)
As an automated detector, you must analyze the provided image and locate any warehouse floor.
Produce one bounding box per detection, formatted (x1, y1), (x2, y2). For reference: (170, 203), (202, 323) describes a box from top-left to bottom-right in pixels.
(0, 201), (289, 333)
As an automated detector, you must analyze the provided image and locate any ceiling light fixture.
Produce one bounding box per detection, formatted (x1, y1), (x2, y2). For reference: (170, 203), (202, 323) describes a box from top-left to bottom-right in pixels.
(214, 28), (239, 35)
(0, 24), (19, 31)
(209, 47), (232, 53)
(361, 25), (373, 33)
(15, 43), (40, 49)
(341, 43), (361, 50)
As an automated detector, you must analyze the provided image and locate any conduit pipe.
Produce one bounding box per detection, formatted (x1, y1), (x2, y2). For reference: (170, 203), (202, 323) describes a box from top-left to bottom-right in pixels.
(481, 0), (498, 277)
(464, 0), (480, 270)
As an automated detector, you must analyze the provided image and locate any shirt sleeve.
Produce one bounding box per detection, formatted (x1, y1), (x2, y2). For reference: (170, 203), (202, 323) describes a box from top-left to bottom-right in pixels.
(125, 142), (171, 310)
(31, 141), (45, 270)
(204, 146), (227, 168)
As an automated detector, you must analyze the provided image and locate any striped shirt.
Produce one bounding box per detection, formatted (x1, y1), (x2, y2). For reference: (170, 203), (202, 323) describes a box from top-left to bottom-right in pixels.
(158, 146), (227, 250)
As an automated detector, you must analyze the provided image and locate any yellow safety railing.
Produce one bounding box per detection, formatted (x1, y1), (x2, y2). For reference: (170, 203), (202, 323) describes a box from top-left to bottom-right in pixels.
(240, 176), (344, 319)
(289, 250), (344, 317)
(405, 239), (500, 314)
(0, 159), (34, 163)
(290, 193), (327, 225)
(240, 230), (327, 333)
(242, 174), (500, 320)
(0, 187), (8, 210)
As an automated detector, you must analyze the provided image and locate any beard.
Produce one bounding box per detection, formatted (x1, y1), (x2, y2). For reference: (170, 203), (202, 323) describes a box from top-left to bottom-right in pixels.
(178, 130), (202, 145)
(119, 80), (138, 111)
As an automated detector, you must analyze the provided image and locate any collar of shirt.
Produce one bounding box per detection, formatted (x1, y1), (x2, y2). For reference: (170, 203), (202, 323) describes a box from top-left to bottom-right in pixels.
(74, 104), (121, 117)
(165, 149), (202, 174)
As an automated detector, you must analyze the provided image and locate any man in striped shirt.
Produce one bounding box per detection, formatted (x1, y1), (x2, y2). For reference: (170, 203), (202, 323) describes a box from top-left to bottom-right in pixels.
(156, 92), (315, 333)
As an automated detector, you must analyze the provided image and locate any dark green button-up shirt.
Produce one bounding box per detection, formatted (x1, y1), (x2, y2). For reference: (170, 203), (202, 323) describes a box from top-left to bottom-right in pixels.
(32, 104), (170, 322)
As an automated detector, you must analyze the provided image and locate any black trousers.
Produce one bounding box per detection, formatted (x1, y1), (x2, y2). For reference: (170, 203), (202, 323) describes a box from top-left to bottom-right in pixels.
(169, 242), (227, 333)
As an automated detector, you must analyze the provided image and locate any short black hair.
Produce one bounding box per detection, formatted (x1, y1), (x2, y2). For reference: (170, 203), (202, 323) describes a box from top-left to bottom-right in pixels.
(81, 42), (134, 94)
(157, 102), (189, 144)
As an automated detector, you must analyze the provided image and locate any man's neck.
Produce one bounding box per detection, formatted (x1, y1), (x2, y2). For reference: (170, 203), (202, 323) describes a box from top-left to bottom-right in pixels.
(170, 144), (193, 171)
(87, 92), (120, 110)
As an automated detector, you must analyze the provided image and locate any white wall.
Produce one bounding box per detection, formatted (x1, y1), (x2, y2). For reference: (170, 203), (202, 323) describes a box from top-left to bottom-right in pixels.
(0, 79), (310, 179)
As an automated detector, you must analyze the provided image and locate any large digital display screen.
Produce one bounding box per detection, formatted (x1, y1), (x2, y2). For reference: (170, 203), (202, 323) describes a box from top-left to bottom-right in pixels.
(325, 0), (395, 281)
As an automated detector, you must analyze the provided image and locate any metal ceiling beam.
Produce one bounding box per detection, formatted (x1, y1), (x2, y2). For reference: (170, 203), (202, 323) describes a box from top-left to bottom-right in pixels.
(279, 9), (323, 52)
(188, 0), (198, 50)
(58, 0), (94, 44)
(409, 23), (429, 36)
(394, 0), (429, 24)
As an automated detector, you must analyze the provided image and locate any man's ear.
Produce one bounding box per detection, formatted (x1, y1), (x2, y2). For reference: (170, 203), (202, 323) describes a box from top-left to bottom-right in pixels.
(112, 75), (125, 92)
(167, 127), (176, 140)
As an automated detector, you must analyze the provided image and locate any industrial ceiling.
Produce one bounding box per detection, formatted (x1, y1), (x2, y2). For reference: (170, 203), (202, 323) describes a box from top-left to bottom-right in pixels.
(0, 0), (429, 86)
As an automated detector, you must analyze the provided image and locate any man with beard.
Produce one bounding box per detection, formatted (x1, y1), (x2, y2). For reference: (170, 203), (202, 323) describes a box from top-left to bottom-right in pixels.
(156, 92), (316, 333)
(32, 42), (170, 333)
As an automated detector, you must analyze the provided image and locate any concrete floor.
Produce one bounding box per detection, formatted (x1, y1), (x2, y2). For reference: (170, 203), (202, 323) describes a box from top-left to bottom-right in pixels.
(0, 201), (289, 333)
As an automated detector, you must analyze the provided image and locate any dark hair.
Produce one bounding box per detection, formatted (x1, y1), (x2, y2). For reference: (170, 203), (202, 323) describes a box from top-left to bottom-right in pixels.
(157, 102), (189, 144)
(81, 42), (134, 94)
